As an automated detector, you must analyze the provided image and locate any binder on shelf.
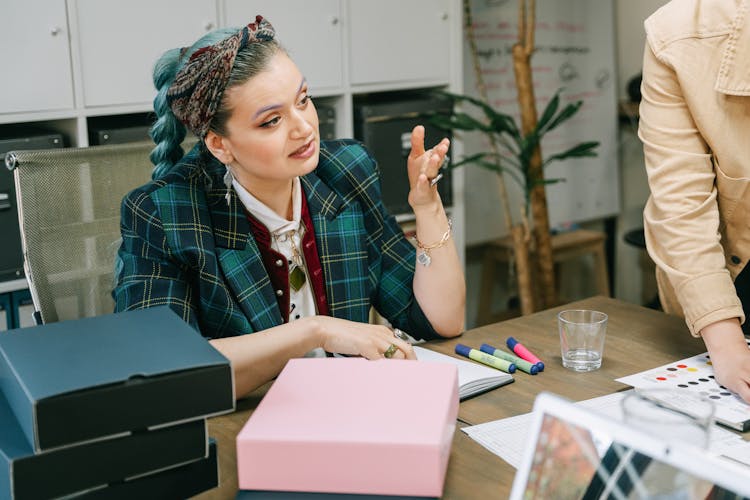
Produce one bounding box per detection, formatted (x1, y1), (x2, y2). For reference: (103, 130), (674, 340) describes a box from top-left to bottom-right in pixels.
(0, 306), (234, 451)
(0, 133), (65, 283)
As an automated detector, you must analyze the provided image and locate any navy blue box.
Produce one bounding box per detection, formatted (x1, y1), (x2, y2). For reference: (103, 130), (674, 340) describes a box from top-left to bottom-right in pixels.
(0, 390), (208, 500)
(0, 306), (234, 451)
(77, 439), (219, 499)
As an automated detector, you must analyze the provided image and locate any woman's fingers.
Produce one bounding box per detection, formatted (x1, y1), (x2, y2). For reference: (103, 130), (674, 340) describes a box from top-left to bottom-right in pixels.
(409, 125), (426, 159)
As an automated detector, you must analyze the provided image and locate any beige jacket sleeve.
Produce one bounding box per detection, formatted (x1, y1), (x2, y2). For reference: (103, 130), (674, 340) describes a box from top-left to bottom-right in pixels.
(639, 42), (744, 336)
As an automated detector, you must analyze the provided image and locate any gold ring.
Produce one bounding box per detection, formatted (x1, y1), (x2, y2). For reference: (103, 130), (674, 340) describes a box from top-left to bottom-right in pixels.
(383, 343), (398, 359)
(393, 328), (410, 342)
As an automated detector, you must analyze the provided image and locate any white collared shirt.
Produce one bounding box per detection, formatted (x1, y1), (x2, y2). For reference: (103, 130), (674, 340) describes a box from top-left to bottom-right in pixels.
(231, 173), (325, 358)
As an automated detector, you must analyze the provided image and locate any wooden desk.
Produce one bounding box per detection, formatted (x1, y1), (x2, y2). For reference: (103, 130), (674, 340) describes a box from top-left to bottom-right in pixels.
(197, 296), (706, 499)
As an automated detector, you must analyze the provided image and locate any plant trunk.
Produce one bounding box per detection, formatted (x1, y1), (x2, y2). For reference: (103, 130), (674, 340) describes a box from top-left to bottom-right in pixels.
(512, 39), (557, 309)
(463, 0), (536, 314)
(511, 224), (535, 314)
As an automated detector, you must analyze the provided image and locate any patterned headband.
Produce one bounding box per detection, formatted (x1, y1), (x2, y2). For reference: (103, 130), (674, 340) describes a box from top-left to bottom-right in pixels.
(167, 15), (276, 138)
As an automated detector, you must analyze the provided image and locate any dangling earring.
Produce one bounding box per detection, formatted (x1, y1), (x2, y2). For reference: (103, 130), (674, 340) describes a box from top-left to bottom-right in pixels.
(223, 165), (234, 206)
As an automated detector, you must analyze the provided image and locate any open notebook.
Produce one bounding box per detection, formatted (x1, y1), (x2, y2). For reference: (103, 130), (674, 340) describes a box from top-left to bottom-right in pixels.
(414, 346), (513, 399)
(510, 392), (750, 500)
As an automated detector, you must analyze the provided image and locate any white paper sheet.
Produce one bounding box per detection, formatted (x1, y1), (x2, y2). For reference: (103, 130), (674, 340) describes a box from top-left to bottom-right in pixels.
(462, 390), (750, 470)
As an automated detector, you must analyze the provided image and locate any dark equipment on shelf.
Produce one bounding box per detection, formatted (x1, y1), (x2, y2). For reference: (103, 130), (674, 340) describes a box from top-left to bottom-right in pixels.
(1, 133), (64, 282)
(317, 104), (337, 141)
(354, 92), (453, 216)
(90, 125), (151, 145)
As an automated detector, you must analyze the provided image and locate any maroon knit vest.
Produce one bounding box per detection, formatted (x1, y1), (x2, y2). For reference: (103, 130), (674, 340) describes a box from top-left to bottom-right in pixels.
(245, 193), (329, 323)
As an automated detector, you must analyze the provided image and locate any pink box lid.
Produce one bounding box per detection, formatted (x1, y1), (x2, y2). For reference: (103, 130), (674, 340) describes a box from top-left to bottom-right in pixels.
(237, 357), (458, 496)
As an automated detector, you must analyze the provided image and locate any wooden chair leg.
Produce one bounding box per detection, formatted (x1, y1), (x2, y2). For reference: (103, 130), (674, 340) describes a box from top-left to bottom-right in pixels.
(593, 243), (610, 296)
(476, 247), (498, 325)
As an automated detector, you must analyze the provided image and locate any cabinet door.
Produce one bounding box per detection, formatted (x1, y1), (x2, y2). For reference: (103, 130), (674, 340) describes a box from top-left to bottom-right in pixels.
(74, 0), (218, 107)
(0, 0), (74, 114)
(348, 0), (452, 86)
(224, 0), (343, 91)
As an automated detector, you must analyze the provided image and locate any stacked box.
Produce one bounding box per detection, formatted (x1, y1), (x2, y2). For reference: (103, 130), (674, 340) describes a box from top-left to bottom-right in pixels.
(0, 306), (234, 499)
(237, 358), (458, 497)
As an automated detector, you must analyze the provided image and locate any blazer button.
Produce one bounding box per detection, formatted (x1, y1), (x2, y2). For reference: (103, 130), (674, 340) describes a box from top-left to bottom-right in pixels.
(275, 259), (284, 267)
(276, 289), (284, 297)
(731, 255), (741, 265)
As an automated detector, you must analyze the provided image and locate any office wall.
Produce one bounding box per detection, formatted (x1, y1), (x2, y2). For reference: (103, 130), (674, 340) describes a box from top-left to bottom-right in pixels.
(613, 0), (669, 306)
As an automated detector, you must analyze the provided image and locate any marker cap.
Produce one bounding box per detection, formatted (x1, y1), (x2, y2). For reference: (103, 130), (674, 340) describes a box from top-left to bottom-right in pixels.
(479, 343), (496, 355)
(455, 344), (471, 357)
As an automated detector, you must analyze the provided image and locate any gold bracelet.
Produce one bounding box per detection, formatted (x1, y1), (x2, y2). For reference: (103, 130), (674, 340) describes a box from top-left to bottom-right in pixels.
(413, 218), (453, 267)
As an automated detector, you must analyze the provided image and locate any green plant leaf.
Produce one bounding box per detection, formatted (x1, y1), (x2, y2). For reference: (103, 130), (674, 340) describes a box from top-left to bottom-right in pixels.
(531, 177), (566, 187)
(538, 101), (584, 135)
(542, 141), (600, 167)
(433, 89), (521, 138)
(536, 90), (561, 134)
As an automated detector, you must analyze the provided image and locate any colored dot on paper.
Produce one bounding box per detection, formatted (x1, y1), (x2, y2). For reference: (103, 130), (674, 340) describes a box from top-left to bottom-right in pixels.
(706, 361), (713, 365)
(656, 377), (667, 381)
(687, 368), (698, 372)
(677, 364), (687, 368)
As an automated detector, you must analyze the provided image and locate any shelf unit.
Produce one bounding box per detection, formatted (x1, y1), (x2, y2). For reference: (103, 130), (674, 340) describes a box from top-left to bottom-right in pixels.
(0, 0), (466, 325)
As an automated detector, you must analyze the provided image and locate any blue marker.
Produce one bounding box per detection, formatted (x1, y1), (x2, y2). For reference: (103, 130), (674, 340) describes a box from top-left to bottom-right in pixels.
(480, 343), (539, 375)
(507, 337), (545, 372)
(455, 344), (516, 373)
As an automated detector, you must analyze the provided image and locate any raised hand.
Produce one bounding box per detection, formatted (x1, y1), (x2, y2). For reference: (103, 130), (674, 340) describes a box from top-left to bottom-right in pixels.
(407, 125), (450, 211)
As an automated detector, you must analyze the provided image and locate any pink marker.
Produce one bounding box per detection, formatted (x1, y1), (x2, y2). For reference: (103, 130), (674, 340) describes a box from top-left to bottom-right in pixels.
(506, 337), (544, 371)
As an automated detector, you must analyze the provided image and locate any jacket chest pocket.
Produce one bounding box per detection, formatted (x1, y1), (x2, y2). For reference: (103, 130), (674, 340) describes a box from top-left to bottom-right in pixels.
(714, 160), (750, 229)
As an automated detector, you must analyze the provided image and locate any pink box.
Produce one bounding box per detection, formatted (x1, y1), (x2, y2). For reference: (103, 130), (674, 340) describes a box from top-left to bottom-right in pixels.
(237, 357), (459, 497)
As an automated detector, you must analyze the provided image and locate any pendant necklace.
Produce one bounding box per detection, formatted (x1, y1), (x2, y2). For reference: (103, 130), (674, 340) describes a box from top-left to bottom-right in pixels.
(272, 229), (307, 292)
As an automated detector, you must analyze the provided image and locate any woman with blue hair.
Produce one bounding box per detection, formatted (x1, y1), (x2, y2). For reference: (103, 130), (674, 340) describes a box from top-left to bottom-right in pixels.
(114, 16), (465, 398)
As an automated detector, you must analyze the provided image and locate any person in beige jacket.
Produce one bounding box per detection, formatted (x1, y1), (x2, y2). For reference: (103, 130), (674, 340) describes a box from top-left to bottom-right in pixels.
(640, 0), (750, 403)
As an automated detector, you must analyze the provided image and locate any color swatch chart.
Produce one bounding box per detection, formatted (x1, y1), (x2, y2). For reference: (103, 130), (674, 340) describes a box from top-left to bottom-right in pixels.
(616, 339), (750, 431)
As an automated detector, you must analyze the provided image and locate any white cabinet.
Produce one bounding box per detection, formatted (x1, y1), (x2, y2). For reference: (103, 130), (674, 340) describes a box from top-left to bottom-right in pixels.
(0, 0), (74, 115)
(223, 0), (343, 93)
(348, 0), (452, 86)
(73, 0), (218, 108)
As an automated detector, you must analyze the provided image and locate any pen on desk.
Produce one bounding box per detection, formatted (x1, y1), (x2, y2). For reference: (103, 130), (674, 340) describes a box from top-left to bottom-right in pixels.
(479, 343), (539, 375)
(506, 337), (545, 371)
(455, 344), (516, 374)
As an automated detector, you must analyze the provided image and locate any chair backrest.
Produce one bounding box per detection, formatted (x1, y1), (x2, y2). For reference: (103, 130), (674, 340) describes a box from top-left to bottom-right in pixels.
(6, 141), (156, 324)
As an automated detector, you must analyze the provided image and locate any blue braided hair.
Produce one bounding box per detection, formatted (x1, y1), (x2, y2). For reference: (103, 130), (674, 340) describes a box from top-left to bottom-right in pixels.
(149, 27), (281, 179)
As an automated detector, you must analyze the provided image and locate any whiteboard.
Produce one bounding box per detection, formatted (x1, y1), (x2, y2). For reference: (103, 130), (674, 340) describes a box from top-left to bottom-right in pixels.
(462, 0), (619, 245)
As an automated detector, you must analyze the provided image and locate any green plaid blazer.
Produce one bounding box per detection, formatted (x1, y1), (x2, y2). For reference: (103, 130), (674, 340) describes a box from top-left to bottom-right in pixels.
(114, 140), (438, 340)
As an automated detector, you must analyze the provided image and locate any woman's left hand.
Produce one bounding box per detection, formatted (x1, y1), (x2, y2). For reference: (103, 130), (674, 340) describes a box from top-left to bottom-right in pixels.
(407, 125), (450, 211)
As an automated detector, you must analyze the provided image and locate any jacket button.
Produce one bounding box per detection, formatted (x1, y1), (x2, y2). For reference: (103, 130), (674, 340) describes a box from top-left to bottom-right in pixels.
(275, 259), (284, 267)
(276, 289), (284, 297)
(313, 269), (322, 277)
(731, 255), (741, 265)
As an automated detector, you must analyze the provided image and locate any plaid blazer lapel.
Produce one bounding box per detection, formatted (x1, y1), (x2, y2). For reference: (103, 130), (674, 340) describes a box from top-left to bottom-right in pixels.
(207, 185), (283, 331)
(302, 169), (370, 324)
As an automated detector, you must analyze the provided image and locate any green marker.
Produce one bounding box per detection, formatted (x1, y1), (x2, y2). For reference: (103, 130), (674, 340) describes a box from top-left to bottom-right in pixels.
(455, 344), (516, 373)
(480, 343), (539, 375)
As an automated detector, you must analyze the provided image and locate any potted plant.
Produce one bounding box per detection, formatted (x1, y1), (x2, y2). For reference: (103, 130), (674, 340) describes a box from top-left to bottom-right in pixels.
(428, 0), (599, 315)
